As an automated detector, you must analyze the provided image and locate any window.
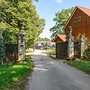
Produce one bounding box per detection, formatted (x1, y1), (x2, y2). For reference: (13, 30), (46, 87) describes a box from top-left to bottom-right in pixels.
(74, 16), (81, 23)
(78, 16), (81, 22)
(74, 17), (78, 23)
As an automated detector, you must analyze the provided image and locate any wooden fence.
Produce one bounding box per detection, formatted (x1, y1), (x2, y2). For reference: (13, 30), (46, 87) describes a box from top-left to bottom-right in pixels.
(4, 44), (18, 64)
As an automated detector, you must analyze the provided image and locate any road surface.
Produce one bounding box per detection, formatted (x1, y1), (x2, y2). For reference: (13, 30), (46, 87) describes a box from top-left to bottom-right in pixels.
(25, 50), (90, 90)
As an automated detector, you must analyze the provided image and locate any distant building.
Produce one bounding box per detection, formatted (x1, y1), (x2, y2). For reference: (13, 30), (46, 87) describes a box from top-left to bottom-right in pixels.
(34, 40), (55, 49)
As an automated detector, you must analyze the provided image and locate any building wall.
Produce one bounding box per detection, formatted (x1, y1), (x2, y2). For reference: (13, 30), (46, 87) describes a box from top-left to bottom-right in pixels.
(56, 42), (67, 59)
(65, 8), (90, 41)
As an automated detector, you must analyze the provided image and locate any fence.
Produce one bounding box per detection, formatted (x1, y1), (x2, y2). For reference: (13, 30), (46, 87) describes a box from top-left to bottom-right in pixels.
(4, 44), (18, 64)
(56, 42), (67, 59)
(74, 41), (81, 58)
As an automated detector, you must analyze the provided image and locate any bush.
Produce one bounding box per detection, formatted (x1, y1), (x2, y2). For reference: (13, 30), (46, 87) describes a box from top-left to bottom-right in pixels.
(82, 46), (90, 60)
(44, 46), (49, 50)
(0, 41), (4, 64)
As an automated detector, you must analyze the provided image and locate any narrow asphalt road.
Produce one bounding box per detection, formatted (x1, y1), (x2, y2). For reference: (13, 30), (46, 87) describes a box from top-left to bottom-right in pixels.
(25, 50), (90, 90)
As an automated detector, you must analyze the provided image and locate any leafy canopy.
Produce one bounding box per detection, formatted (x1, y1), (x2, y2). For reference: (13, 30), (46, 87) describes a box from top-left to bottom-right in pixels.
(0, 0), (45, 47)
(38, 37), (50, 41)
(50, 7), (73, 38)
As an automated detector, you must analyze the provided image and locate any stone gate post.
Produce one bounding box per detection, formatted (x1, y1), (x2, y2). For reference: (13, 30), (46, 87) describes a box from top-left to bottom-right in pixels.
(80, 35), (85, 58)
(18, 21), (25, 61)
(66, 26), (74, 59)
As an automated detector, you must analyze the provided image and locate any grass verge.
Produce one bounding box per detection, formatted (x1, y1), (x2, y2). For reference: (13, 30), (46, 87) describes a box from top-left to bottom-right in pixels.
(0, 56), (34, 90)
(45, 49), (55, 53)
(49, 54), (65, 61)
(25, 49), (32, 53)
(49, 54), (59, 60)
(68, 60), (90, 74)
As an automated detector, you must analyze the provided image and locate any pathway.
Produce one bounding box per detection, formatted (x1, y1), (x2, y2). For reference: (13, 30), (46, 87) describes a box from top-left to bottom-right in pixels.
(25, 49), (90, 90)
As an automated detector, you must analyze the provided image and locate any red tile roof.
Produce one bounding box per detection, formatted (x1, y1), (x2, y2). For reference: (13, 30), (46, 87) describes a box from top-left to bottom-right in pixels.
(52, 35), (66, 42)
(78, 6), (90, 16)
(64, 6), (90, 30)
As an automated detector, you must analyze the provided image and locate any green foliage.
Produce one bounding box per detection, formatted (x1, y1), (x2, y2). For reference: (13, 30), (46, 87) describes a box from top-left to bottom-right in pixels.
(0, 0), (45, 46)
(46, 48), (55, 53)
(0, 41), (4, 64)
(0, 56), (34, 90)
(82, 46), (90, 60)
(44, 46), (49, 50)
(25, 49), (32, 53)
(38, 37), (50, 41)
(68, 60), (90, 74)
(33, 0), (38, 2)
(50, 7), (74, 38)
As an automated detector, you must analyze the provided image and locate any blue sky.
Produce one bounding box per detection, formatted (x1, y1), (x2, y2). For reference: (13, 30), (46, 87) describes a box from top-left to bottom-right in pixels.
(33, 0), (90, 39)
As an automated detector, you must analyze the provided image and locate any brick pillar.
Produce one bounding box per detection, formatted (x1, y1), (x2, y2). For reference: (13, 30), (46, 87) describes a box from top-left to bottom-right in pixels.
(66, 26), (74, 59)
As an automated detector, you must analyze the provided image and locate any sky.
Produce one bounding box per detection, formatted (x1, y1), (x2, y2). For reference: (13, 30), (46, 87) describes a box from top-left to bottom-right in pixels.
(33, 0), (90, 39)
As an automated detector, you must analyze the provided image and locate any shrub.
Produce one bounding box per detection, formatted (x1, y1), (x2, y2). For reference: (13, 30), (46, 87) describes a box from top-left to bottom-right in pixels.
(44, 46), (49, 50)
(82, 46), (90, 60)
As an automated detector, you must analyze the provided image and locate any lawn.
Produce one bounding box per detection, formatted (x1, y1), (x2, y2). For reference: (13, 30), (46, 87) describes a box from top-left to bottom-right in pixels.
(45, 48), (55, 53)
(68, 60), (90, 74)
(25, 49), (32, 53)
(0, 56), (34, 90)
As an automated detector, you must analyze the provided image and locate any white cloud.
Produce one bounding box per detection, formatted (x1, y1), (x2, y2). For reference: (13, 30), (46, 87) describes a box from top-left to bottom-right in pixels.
(54, 0), (63, 3)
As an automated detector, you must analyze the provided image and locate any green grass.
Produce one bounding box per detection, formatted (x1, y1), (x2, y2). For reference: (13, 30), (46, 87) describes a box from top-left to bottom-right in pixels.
(45, 49), (55, 53)
(68, 60), (90, 74)
(0, 56), (34, 90)
(25, 49), (32, 53)
(49, 54), (65, 60)
(49, 54), (61, 60)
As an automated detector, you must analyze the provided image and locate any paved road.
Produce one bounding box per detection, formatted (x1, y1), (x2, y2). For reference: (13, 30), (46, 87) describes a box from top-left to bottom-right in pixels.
(25, 50), (90, 90)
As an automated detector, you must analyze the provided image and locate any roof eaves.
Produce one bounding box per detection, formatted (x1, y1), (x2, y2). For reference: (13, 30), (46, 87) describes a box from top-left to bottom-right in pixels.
(77, 6), (90, 16)
(64, 6), (78, 30)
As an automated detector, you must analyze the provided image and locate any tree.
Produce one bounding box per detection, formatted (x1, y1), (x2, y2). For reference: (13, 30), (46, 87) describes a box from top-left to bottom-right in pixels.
(0, 0), (45, 47)
(33, 0), (38, 1)
(38, 37), (50, 41)
(50, 7), (74, 38)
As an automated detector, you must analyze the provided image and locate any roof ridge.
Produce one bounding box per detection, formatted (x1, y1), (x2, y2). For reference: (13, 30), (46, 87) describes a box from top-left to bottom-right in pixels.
(77, 6), (90, 10)
(77, 6), (90, 17)
(64, 6), (90, 31)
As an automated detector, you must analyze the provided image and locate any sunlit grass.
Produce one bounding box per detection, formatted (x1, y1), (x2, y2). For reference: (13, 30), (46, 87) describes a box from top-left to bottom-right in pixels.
(68, 60), (90, 74)
(0, 56), (34, 90)
(25, 49), (32, 53)
(45, 48), (55, 53)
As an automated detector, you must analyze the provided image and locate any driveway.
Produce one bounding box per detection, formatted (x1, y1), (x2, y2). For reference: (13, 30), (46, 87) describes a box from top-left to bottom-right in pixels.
(25, 49), (90, 90)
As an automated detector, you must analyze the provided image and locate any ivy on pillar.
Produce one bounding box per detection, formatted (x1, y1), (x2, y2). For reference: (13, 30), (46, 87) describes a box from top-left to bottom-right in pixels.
(66, 26), (74, 59)
(18, 21), (25, 61)
(79, 35), (85, 58)
(0, 30), (4, 64)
